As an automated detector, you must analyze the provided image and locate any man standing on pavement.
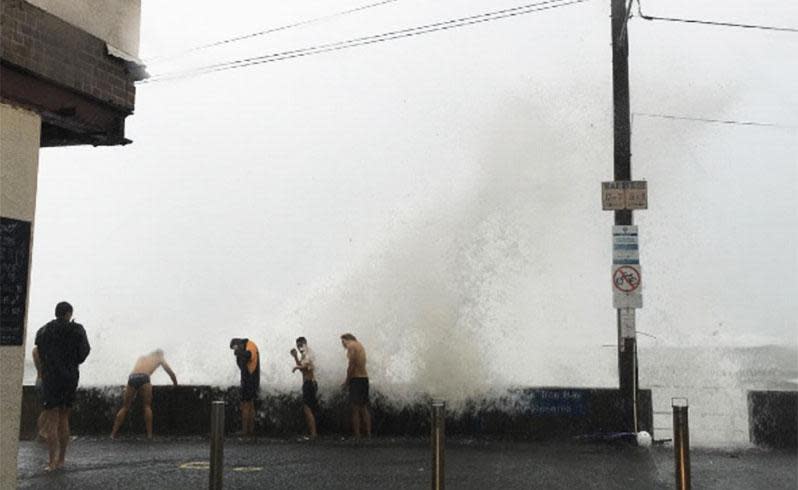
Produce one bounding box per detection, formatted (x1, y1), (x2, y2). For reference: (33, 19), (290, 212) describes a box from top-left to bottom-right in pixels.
(230, 338), (260, 436)
(290, 337), (318, 439)
(110, 349), (178, 439)
(34, 301), (90, 471)
(340, 333), (371, 438)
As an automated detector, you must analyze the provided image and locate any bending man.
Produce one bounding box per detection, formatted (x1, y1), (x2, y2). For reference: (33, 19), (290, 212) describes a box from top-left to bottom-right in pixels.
(111, 349), (178, 439)
(340, 333), (371, 438)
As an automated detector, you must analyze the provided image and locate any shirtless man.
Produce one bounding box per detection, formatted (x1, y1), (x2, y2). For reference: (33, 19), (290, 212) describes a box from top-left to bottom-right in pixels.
(110, 349), (177, 439)
(340, 333), (371, 438)
(290, 337), (318, 439)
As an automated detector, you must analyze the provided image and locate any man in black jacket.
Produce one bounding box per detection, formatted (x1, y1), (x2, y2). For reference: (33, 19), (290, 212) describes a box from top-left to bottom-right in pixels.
(34, 301), (90, 471)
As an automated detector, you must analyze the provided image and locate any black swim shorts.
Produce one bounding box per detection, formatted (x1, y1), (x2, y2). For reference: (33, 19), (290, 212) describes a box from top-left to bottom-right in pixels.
(127, 373), (151, 390)
(41, 378), (78, 409)
(302, 380), (319, 412)
(241, 375), (260, 402)
(348, 377), (369, 405)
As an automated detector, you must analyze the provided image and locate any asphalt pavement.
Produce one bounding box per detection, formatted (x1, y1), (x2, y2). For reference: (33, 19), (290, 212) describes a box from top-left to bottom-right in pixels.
(17, 436), (797, 489)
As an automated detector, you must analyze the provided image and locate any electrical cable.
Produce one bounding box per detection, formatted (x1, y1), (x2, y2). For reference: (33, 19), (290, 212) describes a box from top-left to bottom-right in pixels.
(636, 0), (798, 33)
(147, 0), (401, 63)
(633, 111), (798, 129)
(142, 0), (589, 83)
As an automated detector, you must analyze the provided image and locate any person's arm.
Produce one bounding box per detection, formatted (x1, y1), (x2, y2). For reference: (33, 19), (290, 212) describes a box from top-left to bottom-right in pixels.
(75, 324), (91, 364)
(32, 347), (42, 379)
(342, 347), (355, 386)
(235, 347), (251, 369)
(160, 359), (178, 386)
(290, 349), (301, 366)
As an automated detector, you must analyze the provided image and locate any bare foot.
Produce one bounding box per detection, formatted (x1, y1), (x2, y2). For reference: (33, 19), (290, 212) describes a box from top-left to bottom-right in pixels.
(44, 464), (58, 472)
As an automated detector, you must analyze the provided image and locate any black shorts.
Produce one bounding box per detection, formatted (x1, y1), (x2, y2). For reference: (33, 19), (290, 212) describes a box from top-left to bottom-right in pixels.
(302, 380), (319, 411)
(41, 378), (78, 409)
(241, 374), (260, 402)
(348, 377), (369, 405)
(35, 379), (44, 401)
(127, 373), (151, 390)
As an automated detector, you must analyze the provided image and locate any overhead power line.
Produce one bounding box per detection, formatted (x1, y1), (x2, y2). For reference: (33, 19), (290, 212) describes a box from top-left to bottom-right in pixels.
(636, 0), (798, 33)
(142, 0), (590, 83)
(147, 0), (401, 63)
(633, 112), (798, 130)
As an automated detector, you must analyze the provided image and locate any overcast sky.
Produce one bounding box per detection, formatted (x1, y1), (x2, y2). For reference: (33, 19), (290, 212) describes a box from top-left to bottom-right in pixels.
(25, 0), (797, 388)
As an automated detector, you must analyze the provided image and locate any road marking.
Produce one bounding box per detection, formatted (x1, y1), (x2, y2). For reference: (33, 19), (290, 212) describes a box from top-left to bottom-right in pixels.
(179, 461), (263, 473)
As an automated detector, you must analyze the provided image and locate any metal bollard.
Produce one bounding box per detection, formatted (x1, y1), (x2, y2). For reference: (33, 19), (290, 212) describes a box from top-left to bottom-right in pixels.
(209, 400), (225, 490)
(431, 400), (445, 490)
(672, 398), (691, 490)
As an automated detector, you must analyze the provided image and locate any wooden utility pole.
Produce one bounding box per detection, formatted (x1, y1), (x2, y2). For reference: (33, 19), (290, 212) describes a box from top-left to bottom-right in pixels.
(611, 0), (638, 434)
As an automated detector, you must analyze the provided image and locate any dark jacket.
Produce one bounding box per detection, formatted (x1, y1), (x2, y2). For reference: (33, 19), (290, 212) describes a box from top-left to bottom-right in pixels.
(35, 319), (90, 385)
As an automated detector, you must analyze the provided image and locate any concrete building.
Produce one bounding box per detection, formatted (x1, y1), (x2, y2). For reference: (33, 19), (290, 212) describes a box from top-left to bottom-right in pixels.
(0, 1), (144, 486)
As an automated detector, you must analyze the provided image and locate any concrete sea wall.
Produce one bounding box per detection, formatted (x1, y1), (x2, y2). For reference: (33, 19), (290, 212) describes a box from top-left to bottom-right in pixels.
(748, 391), (798, 449)
(20, 385), (653, 440)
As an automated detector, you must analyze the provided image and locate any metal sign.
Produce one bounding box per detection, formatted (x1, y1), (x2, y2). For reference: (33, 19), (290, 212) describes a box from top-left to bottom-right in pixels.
(602, 181), (648, 210)
(613, 225), (639, 265)
(612, 264), (642, 308)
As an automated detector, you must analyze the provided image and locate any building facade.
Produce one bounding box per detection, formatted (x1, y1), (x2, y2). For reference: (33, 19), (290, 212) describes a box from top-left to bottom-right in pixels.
(0, 1), (143, 486)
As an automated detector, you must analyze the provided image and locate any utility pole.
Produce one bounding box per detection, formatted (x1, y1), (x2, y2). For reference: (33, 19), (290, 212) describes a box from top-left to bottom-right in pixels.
(611, 0), (638, 434)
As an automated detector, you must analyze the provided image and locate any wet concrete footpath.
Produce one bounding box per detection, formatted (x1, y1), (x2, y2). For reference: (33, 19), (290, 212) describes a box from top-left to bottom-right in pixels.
(18, 436), (797, 489)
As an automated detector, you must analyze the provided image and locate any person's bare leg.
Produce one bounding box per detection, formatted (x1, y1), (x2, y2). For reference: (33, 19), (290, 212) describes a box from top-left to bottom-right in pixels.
(245, 401), (255, 435)
(240, 402), (251, 435)
(56, 408), (71, 468)
(37, 411), (48, 442)
(361, 406), (372, 438)
(142, 384), (154, 439)
(44, 409), (59, 470)
(111, 385), (136, 439)
(303, 405), (317, 438)
(351, 405), (361, 438)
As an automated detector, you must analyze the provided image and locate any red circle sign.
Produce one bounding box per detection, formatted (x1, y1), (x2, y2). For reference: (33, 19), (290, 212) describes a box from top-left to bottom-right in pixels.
(613, 266), (641, 292)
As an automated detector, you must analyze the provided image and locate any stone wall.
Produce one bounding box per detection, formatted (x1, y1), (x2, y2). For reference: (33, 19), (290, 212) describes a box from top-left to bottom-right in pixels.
(19, 385), (653, 440)
(748, 391), (798, 449)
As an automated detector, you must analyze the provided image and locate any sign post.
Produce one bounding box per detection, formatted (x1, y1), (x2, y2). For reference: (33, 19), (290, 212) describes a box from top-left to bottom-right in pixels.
(609, 0), (641, 436)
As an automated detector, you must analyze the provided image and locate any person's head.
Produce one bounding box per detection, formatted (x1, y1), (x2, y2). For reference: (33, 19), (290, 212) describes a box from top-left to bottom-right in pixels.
(54, 301), (73, 321)
(340, 333), (356, 348)
(152, 348), (164, 358)
(296, 337), (307, 350)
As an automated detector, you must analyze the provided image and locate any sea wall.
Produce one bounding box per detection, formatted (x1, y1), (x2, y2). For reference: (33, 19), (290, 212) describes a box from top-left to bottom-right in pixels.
(748, 391), (798, 449)
(19, 385), (653, 440)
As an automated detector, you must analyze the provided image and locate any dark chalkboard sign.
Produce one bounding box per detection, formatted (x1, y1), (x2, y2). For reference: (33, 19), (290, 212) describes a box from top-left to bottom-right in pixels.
(1, 217), (32, 346)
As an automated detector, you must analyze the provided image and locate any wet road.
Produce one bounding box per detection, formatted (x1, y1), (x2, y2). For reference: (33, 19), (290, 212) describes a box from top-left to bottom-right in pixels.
(17, 436), (797, 489)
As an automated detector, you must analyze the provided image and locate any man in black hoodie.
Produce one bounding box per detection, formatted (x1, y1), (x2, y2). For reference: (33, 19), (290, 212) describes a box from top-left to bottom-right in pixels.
(34, 301), (90, 470)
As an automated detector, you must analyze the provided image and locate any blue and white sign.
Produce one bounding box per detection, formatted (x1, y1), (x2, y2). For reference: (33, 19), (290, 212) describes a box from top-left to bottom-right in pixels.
(613, 225), (639, 265)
